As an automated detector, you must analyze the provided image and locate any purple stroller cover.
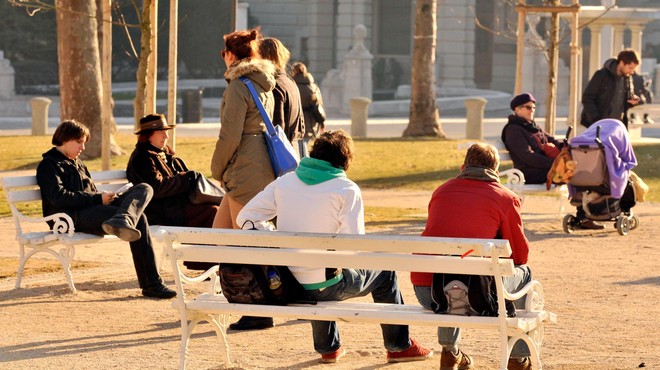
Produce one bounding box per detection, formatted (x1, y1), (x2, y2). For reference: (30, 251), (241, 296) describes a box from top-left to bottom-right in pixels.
(569, 119), (637, 199)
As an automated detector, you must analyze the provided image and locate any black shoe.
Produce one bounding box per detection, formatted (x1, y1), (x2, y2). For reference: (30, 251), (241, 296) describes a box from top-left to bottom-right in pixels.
(102, 217), (141, 242)
(577, 219), (605, 230)
(229, 316), (274, 331)
(142, 284), (177, 299)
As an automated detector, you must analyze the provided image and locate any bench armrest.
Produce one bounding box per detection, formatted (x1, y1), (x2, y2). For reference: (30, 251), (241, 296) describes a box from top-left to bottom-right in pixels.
(13, 211), (76, 237)
(499, 168), (525, 186)
(46, 212), (76, 236)
(503, 279), (546, 312)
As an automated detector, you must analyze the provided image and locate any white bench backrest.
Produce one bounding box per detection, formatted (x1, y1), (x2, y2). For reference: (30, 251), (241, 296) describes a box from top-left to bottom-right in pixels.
(159, 226), (511, 257)
(159, 227), (515, 277)
(2, 170), (128, 204)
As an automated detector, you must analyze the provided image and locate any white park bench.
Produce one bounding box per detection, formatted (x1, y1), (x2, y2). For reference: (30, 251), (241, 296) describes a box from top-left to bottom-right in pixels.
(1, 170), (163, 293)
(459, 141), (569, 217)
(159, 226), (557, 370)
(627, 103), (660, 141)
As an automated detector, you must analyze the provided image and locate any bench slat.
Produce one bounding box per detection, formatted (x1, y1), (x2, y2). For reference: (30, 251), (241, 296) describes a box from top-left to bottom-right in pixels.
(159, 226), (512, 257)
(186, 297), (546, 332)
(173, 244), (515, 276)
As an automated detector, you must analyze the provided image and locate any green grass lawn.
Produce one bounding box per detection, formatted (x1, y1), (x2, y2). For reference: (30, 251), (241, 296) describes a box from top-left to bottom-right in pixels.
(2, 133), (658, 223)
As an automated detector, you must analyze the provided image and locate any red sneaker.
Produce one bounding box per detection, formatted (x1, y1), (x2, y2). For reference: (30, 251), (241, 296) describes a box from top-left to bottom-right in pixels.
(386, 338), (433, 363)
(320, 347), (346, 364)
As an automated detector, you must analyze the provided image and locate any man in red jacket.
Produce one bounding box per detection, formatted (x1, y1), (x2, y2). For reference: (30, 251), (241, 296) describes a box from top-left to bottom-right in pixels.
(412, 142), (533, 370)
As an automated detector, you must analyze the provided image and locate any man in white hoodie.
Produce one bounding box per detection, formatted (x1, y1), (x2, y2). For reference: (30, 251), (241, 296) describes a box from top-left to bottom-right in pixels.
(237, 130), (432, 365)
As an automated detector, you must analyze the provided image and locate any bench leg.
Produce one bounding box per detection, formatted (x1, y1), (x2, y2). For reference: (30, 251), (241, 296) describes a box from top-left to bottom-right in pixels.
(58, 244), (77, 293)
(208, 314), (232, 365)
(180, 313), (232, 369)
(508, 327), (545, 369)
(15, 242), (77, 293)
(14, 242), (28, 289)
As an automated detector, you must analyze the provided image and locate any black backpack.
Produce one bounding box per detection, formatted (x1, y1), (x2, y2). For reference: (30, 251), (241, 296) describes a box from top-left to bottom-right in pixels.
(218, 264), (305, 305)
(431, 273), (516, 317)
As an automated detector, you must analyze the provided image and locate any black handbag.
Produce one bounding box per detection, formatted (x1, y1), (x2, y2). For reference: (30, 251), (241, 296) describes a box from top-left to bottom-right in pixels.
(189, 174), (225, 205)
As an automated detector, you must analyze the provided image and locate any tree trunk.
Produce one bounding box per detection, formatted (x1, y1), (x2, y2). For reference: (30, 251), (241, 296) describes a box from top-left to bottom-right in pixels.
(95, 0), (124, 156)
(134, 1), (152, 125)
(544, 0), (560, 136)
(56, 0), (105, 158)
(403, 0), (445, 137)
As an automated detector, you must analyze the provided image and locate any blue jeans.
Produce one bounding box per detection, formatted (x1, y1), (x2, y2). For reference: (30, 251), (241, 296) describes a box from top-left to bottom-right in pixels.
(413, 265), (532, 358)
(72, 183), (162, 289)
(302, 269), (411, 354)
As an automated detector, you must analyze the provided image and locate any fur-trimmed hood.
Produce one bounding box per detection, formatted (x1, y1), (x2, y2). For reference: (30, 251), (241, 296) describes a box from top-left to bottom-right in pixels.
(225, 58), (277, 92)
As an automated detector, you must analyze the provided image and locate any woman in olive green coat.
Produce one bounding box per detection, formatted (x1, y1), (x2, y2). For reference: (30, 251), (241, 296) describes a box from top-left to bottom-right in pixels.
(211, 28), (277, 229)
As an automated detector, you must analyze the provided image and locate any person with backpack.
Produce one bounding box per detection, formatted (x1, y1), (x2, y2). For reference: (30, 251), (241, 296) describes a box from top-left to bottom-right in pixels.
(237, 130), (433, 365)
(411, 142), (532, 370)
(258, 37), (306, 158)
(291, 62), (326, 144)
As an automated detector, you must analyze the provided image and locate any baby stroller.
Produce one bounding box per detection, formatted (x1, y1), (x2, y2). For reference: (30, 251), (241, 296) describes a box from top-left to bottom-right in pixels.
(562, 119), (638, 235)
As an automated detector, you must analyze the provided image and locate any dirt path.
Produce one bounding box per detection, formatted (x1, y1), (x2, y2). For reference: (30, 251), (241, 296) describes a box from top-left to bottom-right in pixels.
(1, 192), (659, 369)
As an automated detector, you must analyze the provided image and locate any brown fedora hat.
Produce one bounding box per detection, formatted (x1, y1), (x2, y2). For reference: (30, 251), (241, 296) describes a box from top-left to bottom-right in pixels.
(135, 113), (175, 134)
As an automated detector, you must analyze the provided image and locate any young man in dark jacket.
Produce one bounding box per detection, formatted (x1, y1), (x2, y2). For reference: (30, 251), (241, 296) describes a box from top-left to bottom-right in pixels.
(581, 49), (641, 128)
(36, 119), (176, 299)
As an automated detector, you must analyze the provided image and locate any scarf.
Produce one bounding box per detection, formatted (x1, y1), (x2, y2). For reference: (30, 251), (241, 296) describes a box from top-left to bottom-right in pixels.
(501, 114), (542, 144)
(456, 165), (500, 183)
(295, 157), (346, 185)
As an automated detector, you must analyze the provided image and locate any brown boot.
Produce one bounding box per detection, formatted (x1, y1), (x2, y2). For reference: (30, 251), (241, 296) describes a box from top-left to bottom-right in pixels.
(577, 219), (605, 230)
(508, 357), (532, 370)
(440, 349), (474, 370)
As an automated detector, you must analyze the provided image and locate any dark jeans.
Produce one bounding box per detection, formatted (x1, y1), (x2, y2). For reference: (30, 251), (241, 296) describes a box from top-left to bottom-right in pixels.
(73, 183), (162, 289)
(302, 269), (411, 354)
(413, 265), (533, 358)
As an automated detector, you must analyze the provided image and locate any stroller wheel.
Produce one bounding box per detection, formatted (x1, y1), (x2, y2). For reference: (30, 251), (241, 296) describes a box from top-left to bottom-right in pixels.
(562, 214), (576, 234)
(629, 215), (640, 230)
(615, 216), (629, 236)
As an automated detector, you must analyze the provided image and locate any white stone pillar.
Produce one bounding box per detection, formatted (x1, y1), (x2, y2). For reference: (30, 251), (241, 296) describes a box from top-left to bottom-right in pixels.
(341, 24), (373, 115)
(0, 50), (15, 99)
(350, 97), (371, 138)
(236, 2), (249, 30)
(612, 25), (626, 54)
(30, 97), (52, 136)
(464, 97), (487, 140)
(629, 24), (644, 73)
(588, 24), (603, 79)
(600, 25), (613, 62)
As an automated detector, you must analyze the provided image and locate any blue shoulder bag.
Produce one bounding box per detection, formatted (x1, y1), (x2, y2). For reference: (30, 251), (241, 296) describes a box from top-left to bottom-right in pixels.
(239, 76), (299, 176)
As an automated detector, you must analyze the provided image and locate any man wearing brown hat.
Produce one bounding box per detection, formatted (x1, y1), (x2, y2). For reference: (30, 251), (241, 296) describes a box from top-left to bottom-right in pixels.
(126, 113), (219, 230)
(502, 93), (604, 229)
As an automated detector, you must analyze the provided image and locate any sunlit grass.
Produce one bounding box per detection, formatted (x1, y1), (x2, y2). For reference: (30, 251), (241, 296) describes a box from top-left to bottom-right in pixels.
(2, 133), (659, 220)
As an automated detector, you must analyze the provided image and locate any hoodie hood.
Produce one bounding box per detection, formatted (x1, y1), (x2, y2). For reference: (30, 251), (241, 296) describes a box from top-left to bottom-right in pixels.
(603, 58), (618, 76)
(293, 73), (314, 85)
(225, 58), (277, 92)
